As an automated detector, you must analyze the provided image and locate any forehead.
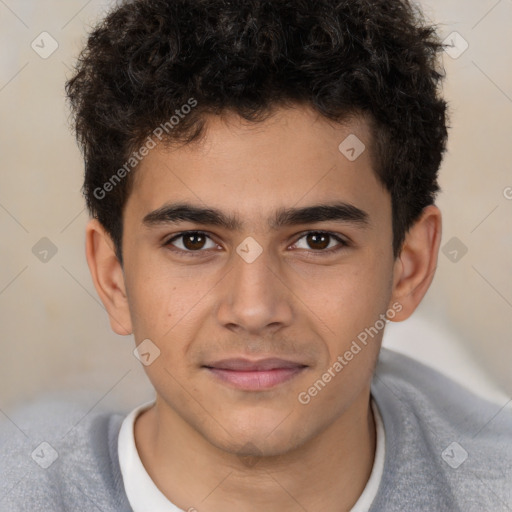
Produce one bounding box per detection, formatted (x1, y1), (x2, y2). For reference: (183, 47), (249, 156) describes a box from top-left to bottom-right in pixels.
(125, 106), (389, 228)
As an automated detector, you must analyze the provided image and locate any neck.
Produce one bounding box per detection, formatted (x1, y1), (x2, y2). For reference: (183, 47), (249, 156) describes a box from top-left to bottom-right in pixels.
(134, 391), (376, 512)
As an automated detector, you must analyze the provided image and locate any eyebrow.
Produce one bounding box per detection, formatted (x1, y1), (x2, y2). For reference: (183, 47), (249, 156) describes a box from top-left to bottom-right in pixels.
(142, 201), (370, 231)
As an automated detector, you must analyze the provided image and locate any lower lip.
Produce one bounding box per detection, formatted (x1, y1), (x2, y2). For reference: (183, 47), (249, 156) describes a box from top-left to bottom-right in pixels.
(206, 367), (305, 390)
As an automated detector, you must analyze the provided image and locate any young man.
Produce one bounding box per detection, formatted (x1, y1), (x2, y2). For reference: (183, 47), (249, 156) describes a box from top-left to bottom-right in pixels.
(1, 0), (511, 510)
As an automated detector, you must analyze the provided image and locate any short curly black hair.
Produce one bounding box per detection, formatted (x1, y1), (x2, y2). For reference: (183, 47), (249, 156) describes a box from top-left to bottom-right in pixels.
(66, 0), (449, 265)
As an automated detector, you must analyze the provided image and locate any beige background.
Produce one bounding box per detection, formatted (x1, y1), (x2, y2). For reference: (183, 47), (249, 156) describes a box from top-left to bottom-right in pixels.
(0, 0), (511, 415)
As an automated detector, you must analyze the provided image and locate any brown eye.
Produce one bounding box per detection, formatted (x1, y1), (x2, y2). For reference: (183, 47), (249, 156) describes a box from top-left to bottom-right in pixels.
(166, 231), (217, 253)
(292, 231), (347, 253)
(306, 232), (330, 250)
(182, 233), (207, 250)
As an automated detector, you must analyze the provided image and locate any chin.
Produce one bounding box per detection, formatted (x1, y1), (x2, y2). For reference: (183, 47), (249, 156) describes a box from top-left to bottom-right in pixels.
(208, 413), (310, 459)
(219, 435), (302, 460)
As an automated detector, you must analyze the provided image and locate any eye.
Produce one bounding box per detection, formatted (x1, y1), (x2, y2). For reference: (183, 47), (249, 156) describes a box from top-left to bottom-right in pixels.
(291, 231), (348, 254)
(164, 231), (218, 255)
(163, 230), (349, 258)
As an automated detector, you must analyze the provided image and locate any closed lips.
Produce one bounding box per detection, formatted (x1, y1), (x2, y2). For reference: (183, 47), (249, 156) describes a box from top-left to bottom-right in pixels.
(203, 358), (308, 371)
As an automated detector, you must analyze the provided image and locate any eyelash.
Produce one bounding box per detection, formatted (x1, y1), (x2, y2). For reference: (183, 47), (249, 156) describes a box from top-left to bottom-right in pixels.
(163, 230), (350, 258)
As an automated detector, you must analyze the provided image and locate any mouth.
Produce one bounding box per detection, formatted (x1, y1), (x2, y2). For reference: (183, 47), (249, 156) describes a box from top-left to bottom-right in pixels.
(202, 358), (308, 391)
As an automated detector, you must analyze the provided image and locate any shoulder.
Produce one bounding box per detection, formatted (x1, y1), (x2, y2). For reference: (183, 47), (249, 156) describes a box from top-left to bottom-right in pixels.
(370, 348), (512, 512)
(0, 393), (132, 512)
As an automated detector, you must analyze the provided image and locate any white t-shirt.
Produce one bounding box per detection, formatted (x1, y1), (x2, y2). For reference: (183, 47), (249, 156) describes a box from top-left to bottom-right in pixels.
(118, 397), (385, 512)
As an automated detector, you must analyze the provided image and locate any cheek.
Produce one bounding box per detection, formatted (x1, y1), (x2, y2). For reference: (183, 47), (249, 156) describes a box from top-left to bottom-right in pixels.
(310, 258), (393, 354)
(126, 265), (203, 343)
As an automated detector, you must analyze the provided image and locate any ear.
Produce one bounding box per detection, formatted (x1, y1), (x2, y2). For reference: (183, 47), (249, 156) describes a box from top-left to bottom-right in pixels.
(85, 218), (133, 335)
(388, 205), (442, 322)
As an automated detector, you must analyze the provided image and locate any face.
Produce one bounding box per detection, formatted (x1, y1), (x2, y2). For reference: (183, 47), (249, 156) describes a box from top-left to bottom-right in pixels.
(119, 105), (397, 456)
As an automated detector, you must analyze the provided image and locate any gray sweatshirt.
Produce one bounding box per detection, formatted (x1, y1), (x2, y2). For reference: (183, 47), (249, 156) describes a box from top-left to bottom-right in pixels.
(1, 348), (511, 511)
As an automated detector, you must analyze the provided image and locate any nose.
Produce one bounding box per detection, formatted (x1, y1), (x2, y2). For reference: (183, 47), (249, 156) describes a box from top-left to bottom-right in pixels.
(215, 242), (294, 335)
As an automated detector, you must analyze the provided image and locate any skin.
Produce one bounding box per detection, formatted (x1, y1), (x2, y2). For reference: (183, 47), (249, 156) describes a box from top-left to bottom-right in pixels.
(86, 104), (441, 512)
